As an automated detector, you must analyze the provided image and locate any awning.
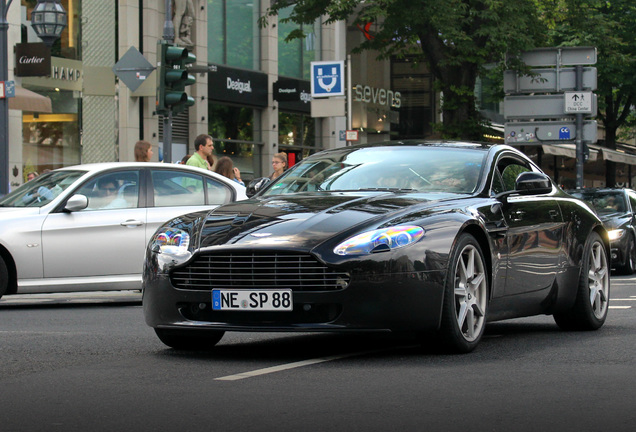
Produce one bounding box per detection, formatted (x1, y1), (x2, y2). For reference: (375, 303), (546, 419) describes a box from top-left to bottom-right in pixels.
(541, 144), (599, 161)
(599, 148), (636, 165)
(8, 86), (52, 113)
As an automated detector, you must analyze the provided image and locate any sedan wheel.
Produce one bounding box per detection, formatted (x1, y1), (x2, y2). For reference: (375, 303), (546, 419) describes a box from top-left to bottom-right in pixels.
(554, 231), (609, 330)
(620, 235), (636, 275)
(438, 233), (488, 353)
(155, 328), (225, 350)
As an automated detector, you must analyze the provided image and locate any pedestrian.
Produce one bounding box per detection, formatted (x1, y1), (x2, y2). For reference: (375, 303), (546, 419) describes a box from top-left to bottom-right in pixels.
(179, 154), (192, 165)
(134, 140), (154, 162)
(186, 134), (214, 170)
(26, 171), (39, 182)
(214, 156), (244, 186)
(270, 152), (287, 180)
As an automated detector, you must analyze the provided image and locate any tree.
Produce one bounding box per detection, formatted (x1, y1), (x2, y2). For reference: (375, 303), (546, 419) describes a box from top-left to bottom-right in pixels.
(537, 0), (636, 187)
(261, 0), (544, 140)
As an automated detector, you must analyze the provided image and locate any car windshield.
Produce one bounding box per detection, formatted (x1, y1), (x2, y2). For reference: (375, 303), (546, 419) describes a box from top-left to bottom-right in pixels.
(263, 146), (487, 196)
(0, 170), (86, 208)
(570, 191), (626, 215)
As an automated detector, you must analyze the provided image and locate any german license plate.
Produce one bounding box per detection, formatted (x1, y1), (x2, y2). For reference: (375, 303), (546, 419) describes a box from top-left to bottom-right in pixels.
(212, 289), (293, 311)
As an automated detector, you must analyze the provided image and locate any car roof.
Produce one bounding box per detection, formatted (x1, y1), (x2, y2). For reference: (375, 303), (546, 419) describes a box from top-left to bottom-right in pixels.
(568, 188), (633, 194)
(56, 162), (210, 174)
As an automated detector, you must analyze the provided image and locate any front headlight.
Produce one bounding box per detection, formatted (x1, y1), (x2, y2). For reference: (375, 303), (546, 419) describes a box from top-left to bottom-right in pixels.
(150, 227), (192, 269)
(608, 229), (625, 241)
(334, 225), (425, 256)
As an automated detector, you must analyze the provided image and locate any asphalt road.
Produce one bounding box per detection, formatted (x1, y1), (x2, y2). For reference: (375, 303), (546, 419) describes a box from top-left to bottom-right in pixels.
(1, 277), (635, 432)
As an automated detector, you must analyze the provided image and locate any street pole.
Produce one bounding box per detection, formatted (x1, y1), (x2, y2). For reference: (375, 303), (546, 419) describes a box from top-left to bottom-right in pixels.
(575, 65), (584, 189)
(162, 0), (174, 163)
(0, 0), (14, 195)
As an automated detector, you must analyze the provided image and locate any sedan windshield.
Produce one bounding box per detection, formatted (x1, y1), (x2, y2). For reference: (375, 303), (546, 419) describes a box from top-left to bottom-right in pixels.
(0, 170), (86, 208)
(263, 146), (487, 196)
(570, 191), (627, 216)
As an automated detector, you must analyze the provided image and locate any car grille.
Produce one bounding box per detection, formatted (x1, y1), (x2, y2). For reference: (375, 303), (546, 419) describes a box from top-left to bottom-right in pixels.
(171, 251), (350, 291)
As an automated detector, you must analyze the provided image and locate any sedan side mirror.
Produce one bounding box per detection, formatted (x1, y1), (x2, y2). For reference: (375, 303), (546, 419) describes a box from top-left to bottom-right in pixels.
(64, 194), (89, 212)
(246, 177), (271, 198)
(515, 172), (553, 196)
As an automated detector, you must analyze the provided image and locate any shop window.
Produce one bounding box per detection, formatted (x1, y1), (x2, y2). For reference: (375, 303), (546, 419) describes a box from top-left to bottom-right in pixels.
(278, 111), (316, 167)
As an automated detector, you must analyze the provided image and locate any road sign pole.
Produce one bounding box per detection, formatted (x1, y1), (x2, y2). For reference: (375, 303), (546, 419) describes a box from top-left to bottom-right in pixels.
(162, 0), (173, 163)
(575, 65), (584, 189)
(1, 0), (13, 195)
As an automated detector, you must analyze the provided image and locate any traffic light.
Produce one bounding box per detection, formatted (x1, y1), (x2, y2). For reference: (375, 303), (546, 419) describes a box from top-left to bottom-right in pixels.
(156, 41), (196, 116)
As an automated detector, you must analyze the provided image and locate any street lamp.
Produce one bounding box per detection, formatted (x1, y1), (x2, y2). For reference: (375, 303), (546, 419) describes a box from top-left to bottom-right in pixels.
(30, 0), (67, 47)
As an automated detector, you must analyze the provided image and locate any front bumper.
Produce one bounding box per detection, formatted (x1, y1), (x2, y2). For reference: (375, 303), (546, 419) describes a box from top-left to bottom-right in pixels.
(143, 269), (446, 333)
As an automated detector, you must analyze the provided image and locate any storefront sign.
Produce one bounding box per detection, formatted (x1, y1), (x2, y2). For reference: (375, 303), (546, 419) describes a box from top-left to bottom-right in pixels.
(15, 43), (51, 77)
(21, 57), (83, 92)
(274, 78), (311, 114)
(208, 64), (267, 107)
(354, 84), (401, 108)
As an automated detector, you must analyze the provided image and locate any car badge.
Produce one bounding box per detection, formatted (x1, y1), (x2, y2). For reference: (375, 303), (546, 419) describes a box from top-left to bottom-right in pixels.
(251, 233), (272, 238)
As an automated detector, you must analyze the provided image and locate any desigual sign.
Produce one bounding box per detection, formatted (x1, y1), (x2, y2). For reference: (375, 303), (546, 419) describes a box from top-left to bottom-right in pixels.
(208, 63), (267, 107)
(354, 84), (401, 108)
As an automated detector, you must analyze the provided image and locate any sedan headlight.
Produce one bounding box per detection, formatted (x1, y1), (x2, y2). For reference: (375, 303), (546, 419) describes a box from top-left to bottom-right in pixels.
(334, 225), (425, 256)
(607, 229), (625, 241)
(150, 227), (192, 268)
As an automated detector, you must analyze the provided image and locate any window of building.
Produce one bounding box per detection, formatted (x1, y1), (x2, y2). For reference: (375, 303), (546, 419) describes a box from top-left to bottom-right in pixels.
(208, 0), (260, 70)
(278, 111), (316, 166)
(278, 6), (321, 80)
(391, 57), (434, 139)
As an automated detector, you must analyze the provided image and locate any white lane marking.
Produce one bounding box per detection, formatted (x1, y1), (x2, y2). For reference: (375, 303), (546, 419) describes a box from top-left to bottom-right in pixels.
(609, 306), (631, 309)
(215, 346), (415, 381)
(610, 298), (636, 301)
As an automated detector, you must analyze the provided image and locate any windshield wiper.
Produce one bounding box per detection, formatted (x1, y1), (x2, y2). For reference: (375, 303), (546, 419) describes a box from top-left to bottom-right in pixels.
(356, 187), (417, 193)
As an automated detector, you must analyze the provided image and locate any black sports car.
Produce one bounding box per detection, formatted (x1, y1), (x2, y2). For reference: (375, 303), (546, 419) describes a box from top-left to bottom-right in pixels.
(143, 141), (610, 353)
(568, 188), (636, 274)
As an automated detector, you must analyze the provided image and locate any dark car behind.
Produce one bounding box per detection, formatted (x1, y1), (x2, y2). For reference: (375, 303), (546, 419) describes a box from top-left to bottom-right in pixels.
(568, 188), (636, 274)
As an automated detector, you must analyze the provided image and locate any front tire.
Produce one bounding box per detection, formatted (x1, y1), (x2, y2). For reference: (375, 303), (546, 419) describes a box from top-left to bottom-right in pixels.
(554, 231), (609, 330)
(618, 234), (636, 275)
(154, 328), (225, 350)
(437, 233), (489, 353)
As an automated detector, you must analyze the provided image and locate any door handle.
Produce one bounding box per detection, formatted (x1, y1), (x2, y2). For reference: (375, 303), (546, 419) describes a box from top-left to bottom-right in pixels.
(509, 210), (525, 222)
(121, 219), (143, 227)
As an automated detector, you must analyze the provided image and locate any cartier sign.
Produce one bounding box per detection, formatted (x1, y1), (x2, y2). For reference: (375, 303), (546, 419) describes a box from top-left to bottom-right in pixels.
(15, 43), (51, 77)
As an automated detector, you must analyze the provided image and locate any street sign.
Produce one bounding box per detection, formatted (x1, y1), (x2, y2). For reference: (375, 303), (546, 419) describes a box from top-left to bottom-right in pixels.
(503, 67), (597, 93)
(112, 46), (156, 92)
(311, 61), (345, 97)
(504, 93), (597, 119)
(509, 46), (597, 67)
(564, 91), (593, 114)
(505, 120), (597, 144)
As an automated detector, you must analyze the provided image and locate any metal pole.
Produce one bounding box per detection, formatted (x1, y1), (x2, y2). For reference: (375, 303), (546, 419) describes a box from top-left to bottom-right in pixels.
(162, 0), (173, 162)
(575, 65), (584, 189)
(0, 0), (14, 195)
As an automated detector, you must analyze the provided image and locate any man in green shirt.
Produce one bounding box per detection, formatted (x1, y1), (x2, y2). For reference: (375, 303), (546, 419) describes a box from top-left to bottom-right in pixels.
(186, 134), (214, 169)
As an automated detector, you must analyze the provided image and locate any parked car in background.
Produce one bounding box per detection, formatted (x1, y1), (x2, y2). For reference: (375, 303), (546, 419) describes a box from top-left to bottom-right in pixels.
(143, 141), (610, 354)
(568, 188), (636, 274)
(0, 163), (247, 299)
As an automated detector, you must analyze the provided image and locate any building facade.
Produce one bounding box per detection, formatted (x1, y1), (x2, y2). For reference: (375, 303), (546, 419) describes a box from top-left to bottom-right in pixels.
(5, 1), (632, 189)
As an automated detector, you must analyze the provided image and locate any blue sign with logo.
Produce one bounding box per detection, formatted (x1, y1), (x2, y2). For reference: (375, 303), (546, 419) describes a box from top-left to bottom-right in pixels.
(311, 61), (345, 97)
(559, 127), (571, 140)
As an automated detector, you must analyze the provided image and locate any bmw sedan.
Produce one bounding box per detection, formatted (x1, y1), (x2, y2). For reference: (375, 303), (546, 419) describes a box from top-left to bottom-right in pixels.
(568, 188), (636, 274)
(0, 163), (246, 299)
(143, 141), (610, 353)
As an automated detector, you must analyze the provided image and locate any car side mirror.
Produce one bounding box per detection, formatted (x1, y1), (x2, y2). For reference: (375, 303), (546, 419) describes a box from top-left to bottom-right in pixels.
(515, 172), (553, 195)
(246, 177), (271, 198)
(64, 194), (89, 212)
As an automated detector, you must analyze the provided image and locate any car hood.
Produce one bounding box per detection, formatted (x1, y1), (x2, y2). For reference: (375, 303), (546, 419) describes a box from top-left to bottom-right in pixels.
(598, 213), (631, 230)
(190, 191), (467, 249)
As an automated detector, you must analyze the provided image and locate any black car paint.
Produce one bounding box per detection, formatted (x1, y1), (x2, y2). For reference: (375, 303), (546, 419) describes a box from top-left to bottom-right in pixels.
(143, 143), (607, 335)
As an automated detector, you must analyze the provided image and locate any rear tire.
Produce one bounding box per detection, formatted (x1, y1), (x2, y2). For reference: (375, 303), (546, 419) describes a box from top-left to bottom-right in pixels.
(619, 235), (636, 275)
(154, 328), (225, 350)
(436, 233), (489, 353)
(0, 256), (8, 300)
(554, 231), (609, 330)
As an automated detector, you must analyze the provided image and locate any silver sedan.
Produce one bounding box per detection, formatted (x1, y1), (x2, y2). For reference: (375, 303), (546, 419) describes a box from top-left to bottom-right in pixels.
(0, 162), (247, 298)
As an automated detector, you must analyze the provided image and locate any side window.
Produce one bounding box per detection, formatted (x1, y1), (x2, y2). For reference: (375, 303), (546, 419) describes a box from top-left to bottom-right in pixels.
(76, 170), (140, 211)
(206, 178), (232, 205)
(152, 170), (205, 207)
(498, 161), (531, 192)
(628, 192), (636, 213)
